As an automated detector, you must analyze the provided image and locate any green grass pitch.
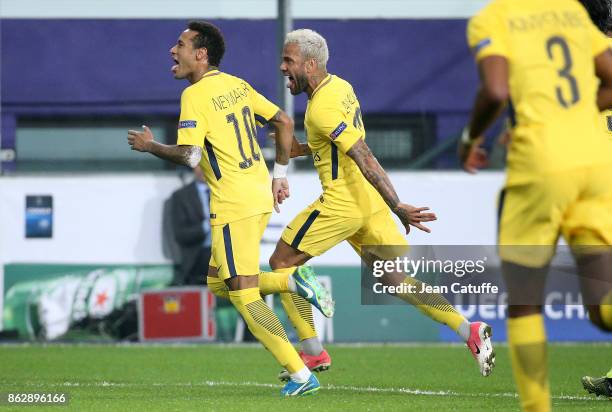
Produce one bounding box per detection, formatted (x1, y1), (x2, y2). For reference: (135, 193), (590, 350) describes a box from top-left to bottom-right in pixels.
(0, 343), (609, 411)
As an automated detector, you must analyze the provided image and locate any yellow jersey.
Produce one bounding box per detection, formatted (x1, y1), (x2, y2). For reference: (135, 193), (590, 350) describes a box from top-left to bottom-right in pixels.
(177, 70), (278, 225)
(305, 74), (386, 217)
(468, 0), (612, 185)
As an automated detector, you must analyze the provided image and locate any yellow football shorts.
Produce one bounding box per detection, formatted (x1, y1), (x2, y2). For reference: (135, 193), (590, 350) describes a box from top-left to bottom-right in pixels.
(209, 213), (271, 280)
(281, 203), (408, 259)
(498, 165), (612, 267)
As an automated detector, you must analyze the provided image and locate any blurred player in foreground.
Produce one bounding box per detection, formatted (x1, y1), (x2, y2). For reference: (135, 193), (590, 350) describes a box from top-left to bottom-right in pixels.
(127, 21), (334, 397)
(271, 28), (495, 381)
(462, 0), (612, 410)
(579, 0), (612, 401)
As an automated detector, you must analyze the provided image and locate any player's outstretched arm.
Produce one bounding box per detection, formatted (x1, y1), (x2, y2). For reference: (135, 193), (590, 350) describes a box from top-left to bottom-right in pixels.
(127, 125), (201, 168)
(346, 139), (437, 234)
(267, 110), (294, 212)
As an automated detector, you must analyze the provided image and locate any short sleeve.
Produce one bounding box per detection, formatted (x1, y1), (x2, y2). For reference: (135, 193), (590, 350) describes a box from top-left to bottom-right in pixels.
(589, 22), (610, 57)
(249, 85), (280, 127)
(467, 7), (509, 61)
(176, 88), (208, 147)
(311, 103), (362, 154)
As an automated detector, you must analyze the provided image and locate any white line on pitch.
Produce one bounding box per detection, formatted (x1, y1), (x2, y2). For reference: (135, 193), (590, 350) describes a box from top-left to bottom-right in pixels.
(11, 380), (602, 402)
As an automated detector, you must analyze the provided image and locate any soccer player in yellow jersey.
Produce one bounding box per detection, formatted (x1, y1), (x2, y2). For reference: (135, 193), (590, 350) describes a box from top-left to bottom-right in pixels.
(462, 0), (612, 410)
(578, 0), (612, 401)
(270, 28), (496, 380)
(126, 21), (334, 397)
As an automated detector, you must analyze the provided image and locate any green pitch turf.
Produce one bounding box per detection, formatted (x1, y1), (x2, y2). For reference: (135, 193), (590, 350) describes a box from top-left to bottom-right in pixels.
(0, 343), (609, 411)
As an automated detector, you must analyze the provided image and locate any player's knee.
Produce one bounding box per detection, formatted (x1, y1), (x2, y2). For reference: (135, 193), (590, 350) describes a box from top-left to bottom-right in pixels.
(269, 254), (285, 270)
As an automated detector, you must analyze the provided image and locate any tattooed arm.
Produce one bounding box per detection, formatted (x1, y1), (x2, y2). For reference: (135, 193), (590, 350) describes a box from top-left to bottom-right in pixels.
(267, 110), (294, 166)
(127, 125), (202, 168)
(346, 139), (436, 234)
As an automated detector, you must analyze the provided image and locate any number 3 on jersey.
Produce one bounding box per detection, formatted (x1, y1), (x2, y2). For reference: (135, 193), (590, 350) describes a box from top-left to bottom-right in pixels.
(546, 36), (580, 108)
(226, 106), (260, 169)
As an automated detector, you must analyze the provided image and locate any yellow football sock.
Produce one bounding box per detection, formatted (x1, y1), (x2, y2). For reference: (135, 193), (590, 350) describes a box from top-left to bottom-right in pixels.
(260, 267), (317, 341)
(280, 293), (317, 341)
(258, 267), (295, 295)
(600, 290), (612, 331)
(396, 276), (467, 332)
(507, 314), (550, 412)
(206, 276), (229, 299)
(228, 288), (304, 373)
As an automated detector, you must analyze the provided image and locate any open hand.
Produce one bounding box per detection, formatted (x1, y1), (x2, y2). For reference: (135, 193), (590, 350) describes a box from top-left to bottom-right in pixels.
(394, 203), (437, 234)
(128, 125), (154, 152)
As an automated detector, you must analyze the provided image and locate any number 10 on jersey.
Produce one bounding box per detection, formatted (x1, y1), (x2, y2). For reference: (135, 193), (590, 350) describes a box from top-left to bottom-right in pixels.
(226, 106), (260, 169)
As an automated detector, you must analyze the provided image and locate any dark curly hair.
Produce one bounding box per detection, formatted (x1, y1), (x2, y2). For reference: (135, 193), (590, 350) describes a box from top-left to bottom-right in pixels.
(187, 21), (226, 67)
(578, 0), (612, 33)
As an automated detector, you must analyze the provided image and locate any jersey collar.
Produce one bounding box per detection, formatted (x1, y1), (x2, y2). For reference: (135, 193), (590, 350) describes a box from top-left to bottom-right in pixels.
(310, 74), (333, 99)
(202, 69), (221, 80)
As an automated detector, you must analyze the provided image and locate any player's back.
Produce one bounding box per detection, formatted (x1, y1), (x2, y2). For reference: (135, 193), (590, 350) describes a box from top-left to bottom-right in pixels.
(178, 70), (274, 225)
(305, 75), (386, 217)
(469, 0), (612, 184)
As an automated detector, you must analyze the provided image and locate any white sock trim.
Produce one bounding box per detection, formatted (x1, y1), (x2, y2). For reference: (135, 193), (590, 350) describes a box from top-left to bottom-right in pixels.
(290, 366), (312, 383)
(287, 275), (297, 293)
(301, 337), (323, 356)
(457, 320), (470, 342)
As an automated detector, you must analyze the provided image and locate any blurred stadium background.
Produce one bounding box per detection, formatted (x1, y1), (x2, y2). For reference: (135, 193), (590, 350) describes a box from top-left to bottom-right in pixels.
(0, 1), (609, 409)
